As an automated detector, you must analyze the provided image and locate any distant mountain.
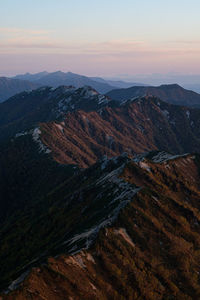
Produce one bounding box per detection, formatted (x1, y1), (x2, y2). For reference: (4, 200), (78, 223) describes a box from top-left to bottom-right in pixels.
(3, 152), (200, 299)
(13, 71), (49, 81)
(90, 76), (146, 88)
(12, 71), (117, 94)
(34, 71), (118, 93)
(0, 86), (115, 141)
(0, 77), (39, 103)
(106, 84), (200, 107)
(183, 83), (200, 94)
(12, 71), (147, 94)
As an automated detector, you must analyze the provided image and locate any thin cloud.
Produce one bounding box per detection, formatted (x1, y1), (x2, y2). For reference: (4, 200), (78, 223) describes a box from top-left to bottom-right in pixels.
(0, 27), (61, 51)
(0, 27), (51, 36)
(0, 34), (200, 60)
(170, 40), (200, 44)
(0, 42), (67, 49)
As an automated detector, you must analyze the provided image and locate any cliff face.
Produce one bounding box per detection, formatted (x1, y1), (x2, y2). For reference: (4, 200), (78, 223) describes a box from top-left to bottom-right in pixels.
(3, 153), (200, 299)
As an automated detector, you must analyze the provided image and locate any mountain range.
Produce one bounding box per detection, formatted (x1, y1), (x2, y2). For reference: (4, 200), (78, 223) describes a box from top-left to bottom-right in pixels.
(1, 86), (200, 217)
(1, 81), (200, 299)
(0, 71), (146, 103)
(1, 83), (200, 142)
(13, 71), (145, 90)
(1, 71), (200, 108)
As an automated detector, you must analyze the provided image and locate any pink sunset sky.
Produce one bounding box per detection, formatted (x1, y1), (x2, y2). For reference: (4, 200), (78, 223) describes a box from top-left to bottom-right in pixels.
(1, 0), (200, 78)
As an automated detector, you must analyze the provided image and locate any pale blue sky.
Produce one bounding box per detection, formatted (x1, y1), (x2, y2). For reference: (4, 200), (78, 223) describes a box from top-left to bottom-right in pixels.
(0, 0), (200, 76)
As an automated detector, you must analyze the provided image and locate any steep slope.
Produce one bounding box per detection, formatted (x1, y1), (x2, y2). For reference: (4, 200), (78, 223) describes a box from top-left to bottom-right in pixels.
(0, 77), (39, 103)
(39, 96), (200, 167)
(0, 86), (114, 141)
(0, 154), (137, 291)
(107, 84), (200, 107)
(3, 152), (200, 299)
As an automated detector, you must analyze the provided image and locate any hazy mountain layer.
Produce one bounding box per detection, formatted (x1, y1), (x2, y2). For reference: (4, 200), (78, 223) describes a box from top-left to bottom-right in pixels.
(13, 71), (146, 91)
(0, 77), (39, 103)
(13, 71), (117, 94)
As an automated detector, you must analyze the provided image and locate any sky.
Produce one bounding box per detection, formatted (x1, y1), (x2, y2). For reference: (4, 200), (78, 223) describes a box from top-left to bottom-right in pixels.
(0, 0), (200, 78)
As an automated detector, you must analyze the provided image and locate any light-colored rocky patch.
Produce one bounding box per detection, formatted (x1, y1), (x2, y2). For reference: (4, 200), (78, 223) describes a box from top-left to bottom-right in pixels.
(139, 161), (151, 172)
(64, 254), (85, 269)
(115, 228), (135, 248)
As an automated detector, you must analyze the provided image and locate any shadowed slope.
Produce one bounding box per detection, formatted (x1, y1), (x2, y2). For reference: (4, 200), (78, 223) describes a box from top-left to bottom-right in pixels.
(0, 77), (39, 103)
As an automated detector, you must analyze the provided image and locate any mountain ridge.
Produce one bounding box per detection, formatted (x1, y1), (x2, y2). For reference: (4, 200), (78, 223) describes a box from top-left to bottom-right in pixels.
(2, 151), (200, 299)
(0, 86), (115, 142)
(106, 84), (200, 107)
(38, 95), (200, 167)
(13, 71), (117, 94)
(12, 71), (146, 91)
